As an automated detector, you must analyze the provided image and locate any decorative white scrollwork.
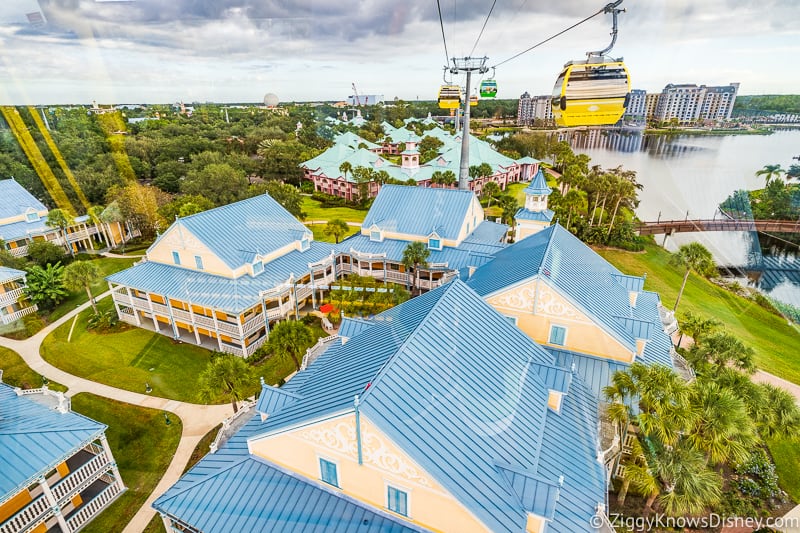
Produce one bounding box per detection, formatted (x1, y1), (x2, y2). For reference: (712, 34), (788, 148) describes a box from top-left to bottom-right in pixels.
(535, 286), (581, 320)
(298, 421), (432, 487)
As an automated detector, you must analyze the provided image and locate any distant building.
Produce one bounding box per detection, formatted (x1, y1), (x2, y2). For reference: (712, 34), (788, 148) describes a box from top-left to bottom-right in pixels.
(517, 92), (553, 126)
(347, 94), (384, 106)
(0, 267), (37, 325)
(622, 89), (647, 122)
(0, 382), (124, 533)
(654, 82), (740, 124)
(645, 92), (660, 121)
(0, 179), (132, 259)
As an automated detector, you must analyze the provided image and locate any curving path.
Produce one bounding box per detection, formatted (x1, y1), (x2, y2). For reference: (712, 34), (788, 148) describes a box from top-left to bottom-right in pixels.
(0, 291), (232, 533)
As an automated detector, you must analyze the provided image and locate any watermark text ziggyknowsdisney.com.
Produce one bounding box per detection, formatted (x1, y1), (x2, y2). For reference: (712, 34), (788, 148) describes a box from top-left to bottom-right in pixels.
(589, 512), (800, 531)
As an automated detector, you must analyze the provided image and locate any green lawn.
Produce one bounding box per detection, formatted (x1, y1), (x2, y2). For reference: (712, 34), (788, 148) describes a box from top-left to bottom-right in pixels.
(70, 393), (182, 533)
(768, 436), (800, 502)
(305, 223), (359, 243)
(597, 243), (800, 385)
(0, 346), (67, 392)
(143, 514), (166, 533)
(41, 299), (216, 402)
(301, 197), (367, 223)
(506, 181), (528, 205)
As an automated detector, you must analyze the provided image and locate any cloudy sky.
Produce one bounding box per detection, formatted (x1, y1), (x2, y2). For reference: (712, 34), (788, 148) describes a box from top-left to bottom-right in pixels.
(0, 0), (798, 104)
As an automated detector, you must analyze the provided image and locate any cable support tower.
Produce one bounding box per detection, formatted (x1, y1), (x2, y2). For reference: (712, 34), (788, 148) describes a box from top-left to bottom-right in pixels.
(447, 56), (488, 190)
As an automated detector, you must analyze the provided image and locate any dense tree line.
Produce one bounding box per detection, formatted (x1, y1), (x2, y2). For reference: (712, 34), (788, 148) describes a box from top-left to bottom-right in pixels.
(734, 95), (800, 115)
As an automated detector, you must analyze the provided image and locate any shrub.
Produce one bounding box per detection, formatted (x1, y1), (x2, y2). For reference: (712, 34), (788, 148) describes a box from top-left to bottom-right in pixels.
(735, 448), (781, 500)
(86, 310), (120, 332)
(27, 241), (67, 267)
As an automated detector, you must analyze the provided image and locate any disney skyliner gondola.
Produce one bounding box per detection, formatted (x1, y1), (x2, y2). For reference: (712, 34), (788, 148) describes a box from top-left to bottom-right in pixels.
(436, 0), (631, 128)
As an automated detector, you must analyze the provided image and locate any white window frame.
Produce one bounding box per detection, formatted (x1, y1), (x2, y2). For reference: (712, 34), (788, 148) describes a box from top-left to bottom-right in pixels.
(548, 324), (568, 346)
(172, 251), (181, 265)
(194, 255), (204, 270)
(369, 226), (383, 242)
(253, 260), (264, 275)
(300, 236), (310, 251)
(384, 481), (411, 517)
(26, 211), (40, 222)
(317, 456), (340, 488)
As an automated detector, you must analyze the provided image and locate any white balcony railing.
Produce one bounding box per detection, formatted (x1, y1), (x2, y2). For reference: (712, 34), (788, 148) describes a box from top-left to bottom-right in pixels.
(1, 305), (38, 325)
(0, 494), (51, 533)
(0, 287), (25, 305)
(51, 453), (110, 502)
(65, 482), (123, 531)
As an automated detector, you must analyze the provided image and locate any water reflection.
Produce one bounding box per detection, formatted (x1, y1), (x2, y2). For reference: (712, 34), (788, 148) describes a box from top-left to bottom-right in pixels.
(565, 128), (800, 307)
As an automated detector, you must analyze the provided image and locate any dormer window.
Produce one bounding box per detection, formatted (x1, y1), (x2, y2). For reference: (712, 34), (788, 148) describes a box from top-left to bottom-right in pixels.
(369, 226), (383, 242)
(26, 211), (40, 222)
(300, 236), (310, 251)
(428, 237), (442, 251)
(253, 260), (264, 275)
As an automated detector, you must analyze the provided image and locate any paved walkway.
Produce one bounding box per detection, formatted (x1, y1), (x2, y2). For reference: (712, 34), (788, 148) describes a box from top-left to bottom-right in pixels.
(0, 291), (232, 533)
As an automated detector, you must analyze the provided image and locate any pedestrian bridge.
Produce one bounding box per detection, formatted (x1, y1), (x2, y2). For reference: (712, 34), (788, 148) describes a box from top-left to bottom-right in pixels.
(636, 219), (800, 236)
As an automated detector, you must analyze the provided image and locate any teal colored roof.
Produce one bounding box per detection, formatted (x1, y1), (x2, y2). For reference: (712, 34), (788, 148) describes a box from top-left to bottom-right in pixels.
(516, 156), (542, 164)
(0, 266), (25, 284)
(524, 169), (552, 196)
(467, 224), (668, 354)
(515, 207), (554, 222)
(248, 280), (605, 532)
(361, 185), (476, 241)
(0, 383), (106, 502)
(108, 241), (335, 314)
(435, 136), (517, 176)
(151, 194), (312, 270)
(154, 412), (423, 533)
(337, 316), (375, 339)
(335, 131), (379, 150)
(0, 179), (47, 219)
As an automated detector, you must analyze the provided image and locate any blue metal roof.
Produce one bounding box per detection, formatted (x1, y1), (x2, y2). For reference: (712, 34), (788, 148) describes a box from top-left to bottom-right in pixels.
(157, 194), (312, 270)
(157, 281), (605, 532)
(0, 179), (47, 220)
(0, 383), (106, 502)
(463, 220), (508, 244)
(468, 224), (659, 352)
(548, 347), (630, 399)
(361, 185), (476, 241)
(514, 207), (554, 222)
(0, 266), (25, 284)
(0, 218), (53, 242)
(107, 242), (335, 314)
(523, 169), (552, 196)
(337, 316), (375, 339)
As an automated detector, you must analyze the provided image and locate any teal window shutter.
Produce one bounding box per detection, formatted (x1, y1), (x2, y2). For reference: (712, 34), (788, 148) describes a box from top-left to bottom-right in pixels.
(387, 486), (408, 516)
(319, 458), (338, 487)
(172, 251), (181, 265)
(549, 325), (566, 345)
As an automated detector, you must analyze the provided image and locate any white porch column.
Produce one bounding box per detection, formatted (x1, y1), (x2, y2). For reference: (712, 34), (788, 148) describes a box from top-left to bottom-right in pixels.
(99, 434), (124, 490)
(160, 513), (173, 532)
(187, 303), (201, 345)
(39, 477), (70, 533)
(125, 286), (141, 326)
(109, 283), (122, 318)
(145, 293), (159, 331)
(237, 313), (246, 356)
(210, 310), (224, 351)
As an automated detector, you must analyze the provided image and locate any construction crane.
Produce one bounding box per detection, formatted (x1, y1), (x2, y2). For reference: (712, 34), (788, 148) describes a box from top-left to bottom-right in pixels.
(351, 83), (361, 106)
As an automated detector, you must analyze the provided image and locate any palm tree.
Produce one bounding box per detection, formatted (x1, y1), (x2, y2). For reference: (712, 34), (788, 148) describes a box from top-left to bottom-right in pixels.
(63, 260), (102, 314)
(482, 181), (500, 206)
(324, 218), (350, 244)
(23, 262), (69, 310)
(441, 170), (457, 188)
(87, 205), (109, 247)
(264, 320), (315, 371)
(628, 438), (722, 516)
(430, 171), (444, 188)
(755, 164), (785, 186)
(402, 241), (430, 296)
(687, 380), (756, 465)
(685, 330), (756, 375)
(338, 161), (353, 181)
(46, 208), (75, 257)
(676, 310), (720, 348)
(197, 354), (254, 413)
(496, 195), (519, 226)
(754, 383), (800, 439)
(670, 242), (715, 312)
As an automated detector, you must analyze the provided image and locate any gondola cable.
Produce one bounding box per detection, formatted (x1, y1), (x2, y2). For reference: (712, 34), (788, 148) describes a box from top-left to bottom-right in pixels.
(469, 0), (498, 57)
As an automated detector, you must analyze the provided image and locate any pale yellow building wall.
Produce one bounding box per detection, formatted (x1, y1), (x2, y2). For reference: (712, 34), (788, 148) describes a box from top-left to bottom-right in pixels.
(486, 278), (634, 362)
(249, 413), (493, 533)
(515, 221), (550, 241)
(0, 208), (48, 227)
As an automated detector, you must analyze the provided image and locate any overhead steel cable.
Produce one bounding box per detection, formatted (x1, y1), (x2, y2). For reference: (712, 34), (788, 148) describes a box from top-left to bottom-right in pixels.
(492, 7), (606, 68)
(469, 0), (497, 57)
(436, 0), (450, 66)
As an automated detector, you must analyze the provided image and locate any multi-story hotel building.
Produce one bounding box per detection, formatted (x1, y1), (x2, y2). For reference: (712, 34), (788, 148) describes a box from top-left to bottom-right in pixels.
(517, 92), (554, 126)
(0, 267), (37, 325)
(654, 82), (740, 124)
(0, 382), (124, 533)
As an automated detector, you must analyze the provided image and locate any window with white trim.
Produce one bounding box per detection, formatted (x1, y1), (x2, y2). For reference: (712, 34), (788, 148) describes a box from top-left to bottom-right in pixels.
(370, 229), (382, 242)
(428, 237), (441, 251)
(300, 236), (310, 251)
(194, 255), (203, 270)
(26, 211), (40, 222)
(319, 458), (338, 487)
(549, 325), (567, 346)
(172, 251), (181, 265)
(253, 260), (264, 275)
(387, 486), (408, 516)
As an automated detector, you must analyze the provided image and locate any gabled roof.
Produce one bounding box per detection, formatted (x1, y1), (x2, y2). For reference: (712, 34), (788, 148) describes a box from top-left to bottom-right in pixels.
(0, 179), (47, 220)
(0, 266), (26, 284)
(467, 224), (654, 351)
(436, 136), (517, 174)
(250, 281), (604, 532)
(515, 207), (555, 222)
(0, 384), (105, 502)
(361, 185), (476, 241)
(335, 131), (379, 150)
(152, 194), (311, 270)
(524, 169), (552, 196)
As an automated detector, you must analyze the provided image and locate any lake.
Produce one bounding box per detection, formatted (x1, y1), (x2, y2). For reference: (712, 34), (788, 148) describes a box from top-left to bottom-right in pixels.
(564, 128), (800, 307)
